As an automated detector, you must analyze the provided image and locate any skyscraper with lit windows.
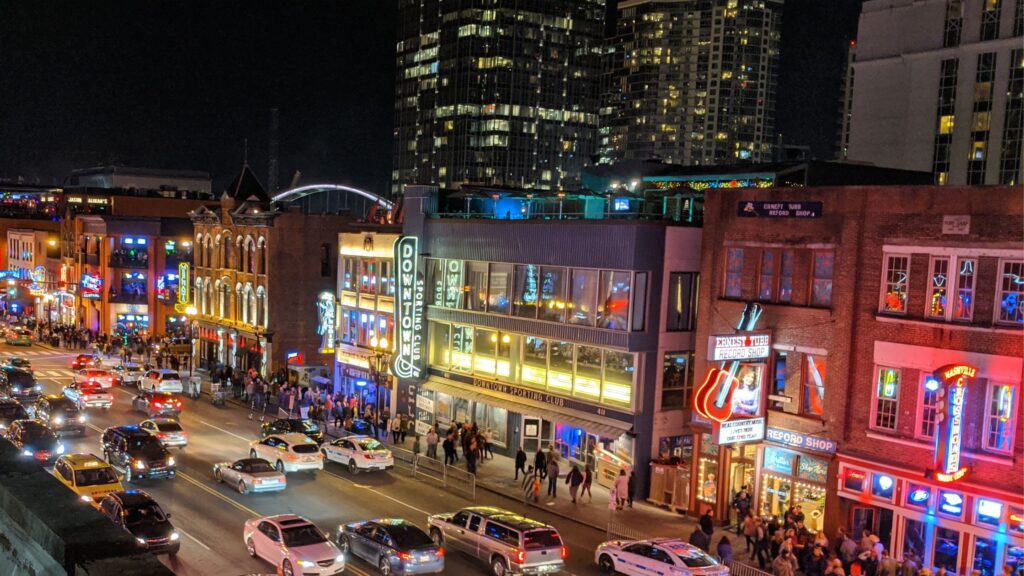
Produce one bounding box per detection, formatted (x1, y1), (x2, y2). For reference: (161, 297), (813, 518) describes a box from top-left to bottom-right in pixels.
(391, 0), (606, 195)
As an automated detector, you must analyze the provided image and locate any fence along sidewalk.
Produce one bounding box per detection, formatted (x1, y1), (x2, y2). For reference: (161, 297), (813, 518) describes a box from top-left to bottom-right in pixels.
(391, 447), (477, 500)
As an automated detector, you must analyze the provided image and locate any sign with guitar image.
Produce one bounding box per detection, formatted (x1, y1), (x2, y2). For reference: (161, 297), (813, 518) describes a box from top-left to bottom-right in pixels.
(694, 303), (767, 423)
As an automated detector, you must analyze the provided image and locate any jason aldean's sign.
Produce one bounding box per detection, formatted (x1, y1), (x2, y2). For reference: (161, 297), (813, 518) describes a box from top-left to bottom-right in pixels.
(392, 236), (425, 379)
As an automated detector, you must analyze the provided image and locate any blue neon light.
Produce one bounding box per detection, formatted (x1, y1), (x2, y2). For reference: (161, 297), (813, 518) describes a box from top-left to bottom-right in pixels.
(909, 488), (930, 504)
(940, 491), (964, 515)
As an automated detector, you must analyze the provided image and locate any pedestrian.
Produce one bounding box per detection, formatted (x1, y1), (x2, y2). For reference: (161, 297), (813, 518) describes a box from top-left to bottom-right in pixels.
(566, 464), (584, 503)
(773, 550), (798, 576)
(743, 512), (759, 553)
(545, 458), (559, 498)
(879, 551), (899, 576)
(700, 509), (715, 536)
(390, 413), (401, 443)
(717, 536), (734, 565)
(443, 432), (456, 466)
(689, 527), (710, 552)
(514, 447), (528, 480)
(522, 465), (538, 503)
(581, 466), (593, 502)
(755, 519), (771, 570)
(627, 470), (636, 508)
(614, 469), (629, 510)
(732, 486), (752, 534)
(535, 449), (547, 479)
(806, 547), (829, 576)
(426, 426), (439, 459)
(482, 428), (494, 459)
(466, 435), (478, 474)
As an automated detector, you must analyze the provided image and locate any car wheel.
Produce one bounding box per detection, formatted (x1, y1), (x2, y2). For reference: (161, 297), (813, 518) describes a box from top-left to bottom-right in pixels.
(348, 459), (359, 474)
(430, 528), (443, 547)
(598, 553), (616, 574)
(282, 560), (294, 576)
(276, 460), (285, 473)
(238, 480), (247, 495)
(214, 469), (223, 483)
(337, 535), (351, 554)
(249, 449), (257, 459)
(491, 555), (508, 576)
(246, 538), (256, 558)
(379, 556), (393, 576)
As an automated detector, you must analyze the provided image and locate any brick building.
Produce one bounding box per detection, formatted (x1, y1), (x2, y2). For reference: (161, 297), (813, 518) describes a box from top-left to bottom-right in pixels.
(692, 185), (1023, 571)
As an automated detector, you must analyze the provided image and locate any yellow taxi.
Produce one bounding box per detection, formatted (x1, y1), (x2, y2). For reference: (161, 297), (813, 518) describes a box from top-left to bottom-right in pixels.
(52, 453), (124, 506)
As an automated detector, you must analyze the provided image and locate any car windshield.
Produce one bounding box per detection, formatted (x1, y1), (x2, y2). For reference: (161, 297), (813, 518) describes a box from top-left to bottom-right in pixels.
(124, 503), (167, 526)
(22, 425), (56, 442)
(0, 405), (27, 419)
(160, 373), (180, 380)
(246, 461), (275, 473)
(292, 420), (319, 432)
(292, 444), (319, 454)
(130, 436), (166, 456)
(6, 371), (33, 386)
(74, 466), (119, 486)
(524, 529), (561, 549)
(386, 524), (434, 549)
(156, 422), (182, 432)
(358, 439), (383, 451)
(281, 524), (326, 547)
(672, 547), (720, 568)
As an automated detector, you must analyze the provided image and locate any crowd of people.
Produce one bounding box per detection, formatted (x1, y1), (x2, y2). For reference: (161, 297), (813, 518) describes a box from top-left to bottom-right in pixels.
(34, 321), (190, 370)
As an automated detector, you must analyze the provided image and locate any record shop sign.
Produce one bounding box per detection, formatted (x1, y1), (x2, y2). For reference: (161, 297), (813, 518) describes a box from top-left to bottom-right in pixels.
(708, 331), (772, 361)
(392, 236), (425, 379)
(738, 201), (823, 218)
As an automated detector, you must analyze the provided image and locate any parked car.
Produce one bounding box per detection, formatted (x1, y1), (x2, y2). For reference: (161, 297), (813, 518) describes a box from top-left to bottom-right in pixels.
(249, 433), (324, 474)
(427, 506), (566, 576)
(33, 395), (87, 436)
(0, 398), (29, 431)
(98, 490), (180, 556)
(140, 369), (183, 394)
(213, 458), (287, 494)
(321, 435), (394, 474)
(131, 392), (182, 418)
(100, 425), (176, 482)
(260, 418), (325, 445)
(112, 362), (143, 387)
(0, 366), (42, 404)
(52, 453), (124, 506)
(71, 354), (102, 371)
(594, 538), (728, 576)
(338, 518), (444, 575)
(345, 418), (373, 436)
(139, 418), (188, 448)
(73, 368), (116, 389)
(62, 380), (114, 410)
(6, 419), (64, 463)
(4, 356), (32, 375)
(243, 514), (344, 576)
(6, 327), (32, 346)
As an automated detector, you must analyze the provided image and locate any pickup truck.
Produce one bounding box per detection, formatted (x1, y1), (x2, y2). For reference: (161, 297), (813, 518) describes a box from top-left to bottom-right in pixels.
(62, 381), (114, 410)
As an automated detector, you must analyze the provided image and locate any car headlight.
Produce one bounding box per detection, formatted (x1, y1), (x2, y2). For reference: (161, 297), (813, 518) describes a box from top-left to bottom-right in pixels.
(169, 532), (180, 541)
(11, 387), (21, 394)
(166, 456), (175, 466)
(136, 537), (146, 546)
(33, 385), (42, 392)
(133, 459), (146, 470)
(78, 414), (86, 423)
(296, 560), (316, 568)
(22, 449), (32, 456)
(52, 417), (64, 425)
(335, 554), (345, 563)
(56, 443), (65, 454)
(80, 495), (92, 503)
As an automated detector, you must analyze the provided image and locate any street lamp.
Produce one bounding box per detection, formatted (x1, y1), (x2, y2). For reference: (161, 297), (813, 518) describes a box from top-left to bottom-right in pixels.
(185, 305), (197, 380)
(368, 336), (390, 421)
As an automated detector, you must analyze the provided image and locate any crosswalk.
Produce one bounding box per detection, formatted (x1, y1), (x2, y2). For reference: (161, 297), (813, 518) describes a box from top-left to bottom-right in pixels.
(35, 369), (79, 379)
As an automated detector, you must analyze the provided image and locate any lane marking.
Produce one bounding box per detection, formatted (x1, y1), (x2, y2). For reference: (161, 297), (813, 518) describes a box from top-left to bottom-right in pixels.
(198, 420), (252, 443)
(177, 471), (260, 518)
(176, 528), (211, 551)
(322, 470), (431, 516)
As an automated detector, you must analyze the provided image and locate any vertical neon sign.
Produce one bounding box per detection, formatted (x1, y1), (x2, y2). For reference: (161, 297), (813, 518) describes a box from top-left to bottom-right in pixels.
(392, 236), (424, 379)
(932, 363), (976, 483)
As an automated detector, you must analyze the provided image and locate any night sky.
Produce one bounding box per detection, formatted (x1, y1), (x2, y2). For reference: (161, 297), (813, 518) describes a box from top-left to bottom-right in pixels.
(0, 0), (860, 194)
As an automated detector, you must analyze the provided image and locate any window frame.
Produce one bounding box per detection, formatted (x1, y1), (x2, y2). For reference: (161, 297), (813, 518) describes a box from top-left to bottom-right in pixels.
(801, 354), (827, 418)
(994, 259), (1024, 326)
(757, 249), (777, 302)
(926, 256), (951, 320)
(661, 351), (695, 411)
(871, 365), (901, 432)
(983, 381), (1018, 455)
(810, 250), (834, 308)
(665, 272), (699, 332)
(915, 374), (940, 441)
(879, 253), (911, 315)
(723, 248), (744, 300)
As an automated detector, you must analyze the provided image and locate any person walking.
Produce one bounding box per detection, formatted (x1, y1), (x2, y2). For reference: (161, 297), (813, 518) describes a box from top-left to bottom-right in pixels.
(545, 458), (560, 499)
(700, 509), (715, 536)
(390, 414), (402, 444)
(581, 466), (593, 503)
(732, 486), (752, 534)
(379, 411), (390, 440)
(742, 512), (759, 553)
(426, 426), (439, 459)
(627, 470), (637, 508)
(466, 435), (478, 475)
(717, 536), (734, 565)
(442, 432), (456, 466)
(614, 469), (629, 510)
(534, 449), (547, 479)
(514, 447), (528, 480)
(689, 527), (710, 552)
(773, 550), (798, 576)
(521, 465), (539, 503)
(755, 520), (771, 570)
(566, 464), (584, 503)
(482, 428), (494, 460)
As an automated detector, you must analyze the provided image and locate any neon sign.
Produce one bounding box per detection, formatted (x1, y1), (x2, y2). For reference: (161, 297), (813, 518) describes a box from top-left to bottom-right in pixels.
(80, 274), (102, 299)
(316, 292), (337, 354)
(939, 491), (964, 516)
(693, 302), (764, 423)
(931, 363), (976, 483)
(174, 262), (190, 314)
(392, 236), (424, 379)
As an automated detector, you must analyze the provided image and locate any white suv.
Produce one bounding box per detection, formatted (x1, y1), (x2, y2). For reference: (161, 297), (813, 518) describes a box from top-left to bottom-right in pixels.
(249, 433), (324, 474)
(243, 514), (344, 576)
(140, 369), (183, 394)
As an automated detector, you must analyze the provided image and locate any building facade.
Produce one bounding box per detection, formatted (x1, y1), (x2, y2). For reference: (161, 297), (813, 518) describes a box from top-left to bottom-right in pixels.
(693, 185), (1022, 569)
(844, 0), (1024, 185)
(599, 0), (783, 166)
(392, 0), (605, 194)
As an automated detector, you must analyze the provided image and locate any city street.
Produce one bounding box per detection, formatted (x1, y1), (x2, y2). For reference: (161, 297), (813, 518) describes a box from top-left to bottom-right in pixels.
(12, 343), (613, 576)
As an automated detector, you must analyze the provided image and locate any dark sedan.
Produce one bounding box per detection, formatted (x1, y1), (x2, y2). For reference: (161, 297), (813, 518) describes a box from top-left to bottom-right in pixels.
(0, 399), (29, 431)
(98, 490), (179, 556)
(338, 518), (444, 575)
(259, 418), (324, 444)
(6, 419), (64, 463)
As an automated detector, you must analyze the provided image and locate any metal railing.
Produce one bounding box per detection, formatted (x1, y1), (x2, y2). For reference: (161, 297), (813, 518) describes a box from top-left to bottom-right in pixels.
(395, 452), (477, 500)
(727, 560), (772, 576)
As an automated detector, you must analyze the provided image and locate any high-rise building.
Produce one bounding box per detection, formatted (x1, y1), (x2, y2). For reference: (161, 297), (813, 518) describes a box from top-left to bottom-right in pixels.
(844, 0), (1024, 185)
(391, 0), (606, 195)
(599, 0), (783, 166)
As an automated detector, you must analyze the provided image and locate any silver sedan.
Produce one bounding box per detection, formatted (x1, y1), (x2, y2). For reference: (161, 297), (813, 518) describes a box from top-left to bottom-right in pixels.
(213, 458), (287, 494)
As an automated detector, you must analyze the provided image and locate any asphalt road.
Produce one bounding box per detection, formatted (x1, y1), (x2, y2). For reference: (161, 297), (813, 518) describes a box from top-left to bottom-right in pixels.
(9, 343), (612, 576)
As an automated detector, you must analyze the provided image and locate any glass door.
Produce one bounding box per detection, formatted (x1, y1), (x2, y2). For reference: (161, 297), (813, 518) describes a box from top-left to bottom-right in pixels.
(522, 417), (542, 453)
(851, 507), (876, 541)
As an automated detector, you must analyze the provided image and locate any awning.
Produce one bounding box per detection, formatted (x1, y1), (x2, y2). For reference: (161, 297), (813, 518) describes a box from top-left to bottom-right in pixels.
(423, 378), (633, 439)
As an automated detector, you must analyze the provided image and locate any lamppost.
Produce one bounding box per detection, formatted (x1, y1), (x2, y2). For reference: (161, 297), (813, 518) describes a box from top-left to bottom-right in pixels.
(367, 336), (390, 419)
(184, 305), (197, 380)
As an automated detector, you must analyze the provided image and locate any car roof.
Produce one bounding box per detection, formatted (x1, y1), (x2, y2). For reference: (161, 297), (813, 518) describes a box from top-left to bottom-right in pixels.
(341, 435), (370, 440)
(154, 369), (179, 374)
(111, 425), (150, 437)
(234, 457), (270, 466)
(62, 453), (110, 468)
(459, 507), (550, 531)
(655, 539), (707, 555)
(150, 417), (180, 424)
(271, 433), (316, 444)
(42, 395), (75, 404)
(264, 514), (312, 527)
(111, 490), (158, 507)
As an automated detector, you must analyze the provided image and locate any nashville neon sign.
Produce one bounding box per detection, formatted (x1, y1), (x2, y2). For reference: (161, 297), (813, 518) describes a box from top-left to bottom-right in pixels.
(932, 363), (976, 483)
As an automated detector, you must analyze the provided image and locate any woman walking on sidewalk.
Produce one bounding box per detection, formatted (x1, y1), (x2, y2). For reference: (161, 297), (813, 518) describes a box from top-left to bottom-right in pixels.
(566, 464), (584, 503)
(425, 425), (438, 459)
(581, 466), (593, 502)
(545, 458), (559, 498)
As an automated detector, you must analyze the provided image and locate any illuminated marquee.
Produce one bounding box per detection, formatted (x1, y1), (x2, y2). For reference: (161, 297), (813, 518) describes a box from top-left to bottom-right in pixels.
(392, 236), (425, 379)
(174, 262), (190, 314)
(932, 363), (976, 483)
(694, 302), (765, 424)
(316, 292), (337, 354)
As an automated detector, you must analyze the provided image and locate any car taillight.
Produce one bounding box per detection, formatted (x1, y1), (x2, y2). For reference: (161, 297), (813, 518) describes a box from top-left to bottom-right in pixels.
(156, 433), (167, 439)
(286, 452), (298, 460)
(514, 550), (525, 564)
(399, 552), (413, 561)
(437, 548), (445, 558)
(363, 454), (374, 460)
(561, 546), (568, 559)
(154, 402), (163, 408)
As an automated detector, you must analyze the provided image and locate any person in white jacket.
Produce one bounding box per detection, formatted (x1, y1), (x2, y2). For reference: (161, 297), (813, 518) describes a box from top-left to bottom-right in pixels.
(614, 469), (630, 510)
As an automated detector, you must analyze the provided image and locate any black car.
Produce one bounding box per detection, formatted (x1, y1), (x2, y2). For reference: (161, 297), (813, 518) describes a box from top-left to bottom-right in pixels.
(260, 418), (325, 444)
(98, 490), (180, 556)
(345, 418), (373, 436)
(100, 426), (176, 482)
(0, 366), (41, 405)
(338, 518), (445, 575)
(33, 395), (86, 436)
(6, 419), (63, 463)
(0, 399), (29, 431)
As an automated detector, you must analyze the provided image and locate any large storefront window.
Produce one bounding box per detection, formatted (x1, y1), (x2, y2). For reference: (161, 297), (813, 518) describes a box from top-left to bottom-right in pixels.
(597, 270), (631, 329)
(575, 346), (603, 399)
(473, 403), (508, 446)
(430, 323), (450, 367)
(903, 518), (927, 559)
(487, 263), (512, 314)
(522, 337), (547, 387)
(513, 264), (539, 318)
(569, 269), (598, 326)
(933, 527), (960, 574)
(973, 537), (997, 576)
(464, 261), (488, 312)
(697, 434), (720, 505)
(761, 446), (828, 532)
(604, 351), (634, 407)
(538, 267), (566, 322)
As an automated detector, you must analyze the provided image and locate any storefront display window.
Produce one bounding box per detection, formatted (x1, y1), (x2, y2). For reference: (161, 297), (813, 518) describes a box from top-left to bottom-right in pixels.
(1010, 506), (1024, 535)
(972, 537), (997, 576)
(933, 527), (960, 574)
(473, 403), (507, 446)
(597, 270), (631, 330)
(513, 264), (539, 318)
(976, 499), (1003, 527)
(729, 444), (756, 525)
(939, 491), (965, 518)
(871, 473), (895, 500)
(452, 397), (471, 425)
(474, 328), (497, 374)
(487, 263), (512, 314)
(435, 393), (453, 429)
(657, 435), (692, 464)
(603, 350), (634, 407)
(569, 269), (598, 326)
(451, 325), (473, 372)
(906, 483), (931, 508)
(538, 267), (566, 322)
(698, 434), (719, 504)
(430, 323), (450, 368)
(1006, 545), (1024, 574)
(522, 337), (547, 387)
(574, 346), (602, 399)
(762, 447), (827, 530)
(548, 341), (574, 391)
(843, 468), (867, 492)
(903, 518), (926, 559)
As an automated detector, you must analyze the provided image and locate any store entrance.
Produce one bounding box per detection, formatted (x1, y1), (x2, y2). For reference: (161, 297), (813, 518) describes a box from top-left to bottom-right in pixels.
(728, 444), (757, 527)
(851, 506), (893, 548)
(521, 417), (552, 454)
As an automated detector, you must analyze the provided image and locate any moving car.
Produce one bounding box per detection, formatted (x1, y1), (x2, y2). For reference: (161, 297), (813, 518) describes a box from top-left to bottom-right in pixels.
(249, 433), (323, 474)
(427, 506), (566, 576)
(6, 327), (32, 346)
(52, 453), (124, 505)
(131, 391), (182, 418)
(71, 354), (102, 371)
(62, 380), (114, 410)
(338, 518), (444, 575)
(100, 425), (176, 482)
(112, 362), (143, 387)
(33, 395), (87, 436)
(140, 369), (183, 394)
(4, 356), (32, 374)
(322, 435), (394, 474)
(0, 398), (29, 430)
(98, 490), (180, 556)
(260, 418), (325, 444)
(0, 366), (42, 404)
(594, 538), (728, 576)
(345, 418), (373, 436)
(213, 457), (287, 494)
(139, 418), (188, 448)
(6, 419), (64, 463)
(243, 514), (344, 576)
(74, 368), (116, 389)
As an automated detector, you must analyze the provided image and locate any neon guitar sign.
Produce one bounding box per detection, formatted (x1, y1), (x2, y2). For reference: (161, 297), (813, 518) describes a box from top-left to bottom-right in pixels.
(694, 303), (764, 422)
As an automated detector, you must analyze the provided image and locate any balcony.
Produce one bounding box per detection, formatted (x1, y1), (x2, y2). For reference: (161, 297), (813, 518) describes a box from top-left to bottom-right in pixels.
(108, 289), (148, 304)
(109, 250), (149, 269)
(165, 250), (193, 266)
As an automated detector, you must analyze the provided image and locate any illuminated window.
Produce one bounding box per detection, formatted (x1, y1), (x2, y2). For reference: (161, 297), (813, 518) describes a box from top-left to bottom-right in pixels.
(801, 355), (826, 417)
(954, 258), (976, 321)
(938, 115), (955, 134)
(881, 255), (910, 314)
(811, 251), (834, 307)
(666, 272), (699, 331)
(662, 352), (695, 409)
(985, 383), (1017, 454)
(973, 111), (991, 131)
(779, 250), (794, 303)
(873, 367), (901, 431)
(997, 260), (1024, 324)
(758, 250), (776, 301)
(971, 141), (987, 160)
(927, 257), (950, 318)
(724, 248), (744, 299)
(918, 376), (941, 439)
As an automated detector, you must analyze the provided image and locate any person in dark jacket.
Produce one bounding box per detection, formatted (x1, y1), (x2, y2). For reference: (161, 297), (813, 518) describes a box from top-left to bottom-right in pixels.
(627, 471), (637, 508)
(689, 527), (710, 552)
(805, 546), (829, 576)
(514, 448), (528, 480)
(565, 464), (584, 503)
(700, 509), (716, 536)
(534, 449), (547, 479)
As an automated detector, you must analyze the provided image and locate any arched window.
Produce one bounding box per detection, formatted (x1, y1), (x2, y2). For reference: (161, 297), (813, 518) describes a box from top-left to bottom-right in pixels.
(245, 236), (256, 274)
(234, 283), (243, 321)
(195, 277), (203, 313)
(204, 236), (212, 269)
(215, 279), (224, 317)
(194, 235), (203, 267)
(214, 235), (223, 269)
(235, 236), (244, 272)
(246, 284), (257, 325)
(205, 281), (213, 316)
(256, 286), (267, 327)
(257, 237), (267, 275)
(223, 231), (234, 269)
